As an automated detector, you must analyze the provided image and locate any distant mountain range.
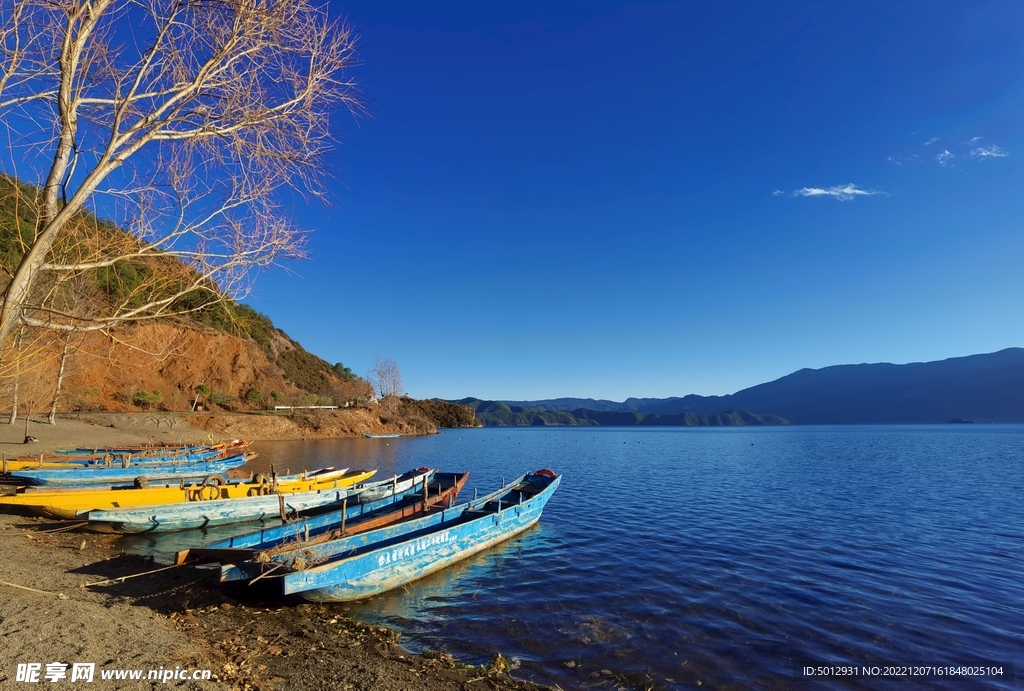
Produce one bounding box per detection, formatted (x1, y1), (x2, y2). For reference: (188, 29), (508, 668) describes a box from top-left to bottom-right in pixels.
(451, 400), (788, 427)
(453, 348), (1024, 425)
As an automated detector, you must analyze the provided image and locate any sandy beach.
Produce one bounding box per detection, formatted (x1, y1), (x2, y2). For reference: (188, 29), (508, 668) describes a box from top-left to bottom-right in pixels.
(0, 413), (549, 691)
(1, 407), (437, 458)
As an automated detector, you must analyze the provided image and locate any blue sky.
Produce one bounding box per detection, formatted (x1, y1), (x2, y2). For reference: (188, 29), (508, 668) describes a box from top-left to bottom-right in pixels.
(243, 1), (1024, 400)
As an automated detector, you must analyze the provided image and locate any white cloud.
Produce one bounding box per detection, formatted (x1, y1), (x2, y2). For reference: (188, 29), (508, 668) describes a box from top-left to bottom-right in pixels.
(969, 145), (1008, 159)
(771, 189), (784, 196)
(791, 184), (881, 201)
(890, 134), (1006, 167)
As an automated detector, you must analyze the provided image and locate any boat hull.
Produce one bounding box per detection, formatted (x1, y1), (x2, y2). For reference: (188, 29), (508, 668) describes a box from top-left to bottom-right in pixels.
(8, 456), (249, 486)
(283, 473), (559, 602)
(212, 472), (467, 580)
(0, 465), (350, 519)
(86, 470), (376, 533)
(0, 446), (243, 472)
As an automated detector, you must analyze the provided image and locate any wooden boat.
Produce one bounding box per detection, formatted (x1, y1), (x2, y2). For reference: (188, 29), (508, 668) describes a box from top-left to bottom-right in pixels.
(0, 466), (354, 519)
(53, 442), (213, 455)
(7, 455), (250, 486)
(260, 470), (559, 602)
(1, 457), (113, 471)
(180, 471), (469, 577)
(0, 442), (249, 472)
(175, 467), (437, 564)
(1, 449), (223, 472)
(85, 469), (380, 533)
(364, 433), (402, 439)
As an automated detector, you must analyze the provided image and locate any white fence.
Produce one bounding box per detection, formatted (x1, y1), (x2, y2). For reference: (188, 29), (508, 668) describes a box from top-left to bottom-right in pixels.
(273, 405), (339, 410)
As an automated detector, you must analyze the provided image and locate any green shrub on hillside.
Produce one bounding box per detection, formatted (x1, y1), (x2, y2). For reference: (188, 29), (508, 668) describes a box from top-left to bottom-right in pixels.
(278, 348), (335, 395)
(209, 390), (234, 406)
(131, 389), (163, 409)
(333, 362), (356, 381)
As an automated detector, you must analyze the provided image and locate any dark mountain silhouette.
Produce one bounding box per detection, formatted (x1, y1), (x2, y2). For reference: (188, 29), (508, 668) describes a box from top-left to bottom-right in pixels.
(500, 348), (1024, 424)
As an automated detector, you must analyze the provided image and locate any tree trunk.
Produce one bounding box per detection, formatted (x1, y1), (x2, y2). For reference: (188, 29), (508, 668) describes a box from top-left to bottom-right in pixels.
(48, 335), (72, 424)
(0, 6), (91, 359)
(8, 325), (25, 424)
(8, 376), (17, 425)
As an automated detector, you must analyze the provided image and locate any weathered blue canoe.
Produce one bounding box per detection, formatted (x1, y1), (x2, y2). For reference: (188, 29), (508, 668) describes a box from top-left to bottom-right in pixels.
(2, 447), (232, 470)
(85, 468), (381, 533)
(174, 468), (440, 565)
(281, 470), (559, 602)
(192, 471), (470, 580)
(9, 455), (249, 487)
(53, 443), (207, 456)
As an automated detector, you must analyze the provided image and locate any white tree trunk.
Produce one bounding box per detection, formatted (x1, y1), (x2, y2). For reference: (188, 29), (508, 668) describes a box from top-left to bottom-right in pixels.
(0, 0), (360, 364)
(8, 376), (17, 425)
(8, 325), (25, 424)
(48, 335), (71, 424)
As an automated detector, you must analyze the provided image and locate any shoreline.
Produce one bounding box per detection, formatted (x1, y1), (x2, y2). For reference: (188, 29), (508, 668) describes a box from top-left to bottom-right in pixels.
(0, 413), (548, 691)
(0, 514), (546, 691)
(1, 408), (438, 458)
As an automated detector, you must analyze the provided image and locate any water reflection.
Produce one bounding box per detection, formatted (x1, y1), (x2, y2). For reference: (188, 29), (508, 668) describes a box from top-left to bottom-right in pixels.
(344, 523), (547, 628)
(245, 437), (406, 476)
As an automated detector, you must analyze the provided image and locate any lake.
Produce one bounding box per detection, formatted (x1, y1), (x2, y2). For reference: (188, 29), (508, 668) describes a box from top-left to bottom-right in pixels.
(127, 425), (1023, 689)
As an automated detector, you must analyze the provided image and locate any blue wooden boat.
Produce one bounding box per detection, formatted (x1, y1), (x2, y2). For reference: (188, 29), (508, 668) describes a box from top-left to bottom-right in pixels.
(186, 471), (469, 579)
(1, 447), (234, 471)
(53, 443), (205, 456)
(8, 455), (249, 487)
(280, 470), (559, 602)
(364, 433), (402, 439)
(175, 468), (440, 564)
(85, 468), (380, 533)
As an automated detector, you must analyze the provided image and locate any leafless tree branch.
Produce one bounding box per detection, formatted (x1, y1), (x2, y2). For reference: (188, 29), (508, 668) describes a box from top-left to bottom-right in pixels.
(0, 0), (361, 361)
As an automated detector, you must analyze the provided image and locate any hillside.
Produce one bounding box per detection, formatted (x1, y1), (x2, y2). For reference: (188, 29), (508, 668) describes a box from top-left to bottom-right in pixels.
(0, 176), (478, 430)
(496, 348), (1024, 424)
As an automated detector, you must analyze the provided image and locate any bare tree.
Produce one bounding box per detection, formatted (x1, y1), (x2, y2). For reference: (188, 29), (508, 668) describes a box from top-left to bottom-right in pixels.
(7, 325), (25, 423)
(0, 0), (361, 364)
(15, 359), (48, 441)
(368, 355), (402, 408)
(47, 329), (72, 423)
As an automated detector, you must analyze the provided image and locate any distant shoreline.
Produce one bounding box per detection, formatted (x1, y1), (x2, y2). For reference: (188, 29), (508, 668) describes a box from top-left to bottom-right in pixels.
(0, 409), (435, 457)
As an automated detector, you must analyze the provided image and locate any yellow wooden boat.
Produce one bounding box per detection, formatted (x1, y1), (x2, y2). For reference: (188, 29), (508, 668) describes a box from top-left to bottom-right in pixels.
(0, 467), (375, 519)
(1, 458), (97, 471)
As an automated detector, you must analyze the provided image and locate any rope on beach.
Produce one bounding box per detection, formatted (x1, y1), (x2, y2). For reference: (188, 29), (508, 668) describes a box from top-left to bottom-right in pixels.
(39, 522), (89, 533)
(0, 580), (69, 599)
(82, 563), (182, 588)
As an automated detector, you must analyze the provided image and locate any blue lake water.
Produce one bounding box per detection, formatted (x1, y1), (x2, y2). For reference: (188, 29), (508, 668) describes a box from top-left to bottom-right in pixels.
(126, 425), (1023, 689)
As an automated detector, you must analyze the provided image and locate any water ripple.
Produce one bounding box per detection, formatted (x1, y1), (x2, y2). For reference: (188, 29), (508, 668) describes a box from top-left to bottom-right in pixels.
(240, 426), (1023, 690)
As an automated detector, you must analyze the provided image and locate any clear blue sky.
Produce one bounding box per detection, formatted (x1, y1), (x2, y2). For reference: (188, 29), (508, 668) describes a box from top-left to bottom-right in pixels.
(243, 0), (1024, 401)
